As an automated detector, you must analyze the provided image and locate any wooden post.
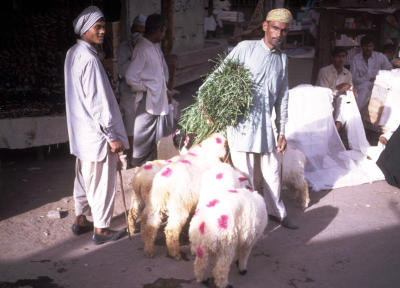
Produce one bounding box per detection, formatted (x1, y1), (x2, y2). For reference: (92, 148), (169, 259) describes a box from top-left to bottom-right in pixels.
(162, 0), (176, 90)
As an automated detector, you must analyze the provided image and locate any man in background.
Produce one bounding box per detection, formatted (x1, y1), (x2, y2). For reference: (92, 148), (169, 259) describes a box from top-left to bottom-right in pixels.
(125, 14), (173, 167)
(351, 35), (392, 116)
(117, 14), (146, 167)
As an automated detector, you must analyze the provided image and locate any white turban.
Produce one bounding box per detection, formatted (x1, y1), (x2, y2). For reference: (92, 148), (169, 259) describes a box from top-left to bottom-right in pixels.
(73, 6), (104, 36)
(133, 14), (147, 27)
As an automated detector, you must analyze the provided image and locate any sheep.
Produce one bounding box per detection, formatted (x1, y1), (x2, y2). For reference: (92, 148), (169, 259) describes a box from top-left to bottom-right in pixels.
(140, 132), (229, 260)
(282, 146), (310, 209)
(189, 185), (268, 288)
(127, 157), (179, 236)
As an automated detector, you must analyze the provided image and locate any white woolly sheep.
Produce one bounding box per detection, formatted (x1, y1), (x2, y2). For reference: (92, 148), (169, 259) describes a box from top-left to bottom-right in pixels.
(189, 184), (268, 288)
(140, 132), (228, 260)
(282, 146), (310, 209)
(127, 157), (179, 236)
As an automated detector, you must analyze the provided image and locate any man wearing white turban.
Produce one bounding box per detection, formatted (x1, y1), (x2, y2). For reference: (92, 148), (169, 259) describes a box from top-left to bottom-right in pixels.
(64, 6), (129, 244)
(221, 8), (298, 229)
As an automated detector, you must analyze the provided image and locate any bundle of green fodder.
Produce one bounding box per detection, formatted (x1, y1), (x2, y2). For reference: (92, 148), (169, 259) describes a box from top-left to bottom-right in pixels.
(179, 57), (253, 144)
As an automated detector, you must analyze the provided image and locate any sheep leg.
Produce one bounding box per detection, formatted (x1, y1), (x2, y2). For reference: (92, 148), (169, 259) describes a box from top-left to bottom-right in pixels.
(237, 244), (253, 275)
(301, 181), (310, 209)
(194, 253), (210, 283)
(164, 206), (189, 260)
(141, 207), (161, 258)
(127, 189), (141, 235)
(213, 249), (235, 288)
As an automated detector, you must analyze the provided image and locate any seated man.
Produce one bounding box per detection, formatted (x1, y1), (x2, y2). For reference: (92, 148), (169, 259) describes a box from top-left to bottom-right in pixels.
(316, 47), (369, 153)
(316, 47), (355, 130)
(382, 43), (400, 68)
(351, 35), (392, 116)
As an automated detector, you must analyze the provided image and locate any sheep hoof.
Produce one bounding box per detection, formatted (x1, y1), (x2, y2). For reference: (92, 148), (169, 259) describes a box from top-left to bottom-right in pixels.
(167, 252), (181, 260)
(239, 269), (247, 275)
(144, 249), (154, 258)
(201, 278), (212, 286)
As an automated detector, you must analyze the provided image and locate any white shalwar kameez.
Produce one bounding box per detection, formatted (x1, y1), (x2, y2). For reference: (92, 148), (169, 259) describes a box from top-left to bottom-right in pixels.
(65, 39), (128, 228)
(222, 39), (289, 219)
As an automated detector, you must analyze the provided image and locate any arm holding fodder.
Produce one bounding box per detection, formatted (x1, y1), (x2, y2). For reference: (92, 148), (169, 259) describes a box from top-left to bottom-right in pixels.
(179, 44), (254, 144)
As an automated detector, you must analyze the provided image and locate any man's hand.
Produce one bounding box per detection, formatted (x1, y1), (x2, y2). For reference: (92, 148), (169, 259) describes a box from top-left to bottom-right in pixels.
(336, 83), (351, 92)
(109, 140), (125, 153)
(276, 134), (287, 154)
(352, 87), (358, 99)
(167, 89), (173, 104)
(379, 136), (388, 145)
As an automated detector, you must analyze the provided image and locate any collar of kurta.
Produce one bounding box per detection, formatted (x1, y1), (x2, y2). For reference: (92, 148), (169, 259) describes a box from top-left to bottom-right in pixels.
(259, 38), (281, 54)
(77, 39), (98, 55)
(330, 64), (348, 76)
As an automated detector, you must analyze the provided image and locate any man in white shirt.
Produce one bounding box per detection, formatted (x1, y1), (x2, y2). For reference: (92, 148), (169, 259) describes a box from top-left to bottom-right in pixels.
(317, 47), (355, 130)
(317, 47), (370, 153)
(125, 14), (173, 167)
(117, 14), (146, 167)
(351, 35), (392, 116)
(64, 6), (129, 244)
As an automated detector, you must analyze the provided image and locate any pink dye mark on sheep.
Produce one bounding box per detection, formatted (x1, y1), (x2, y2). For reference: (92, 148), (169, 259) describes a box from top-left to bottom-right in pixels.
(194, 209), (199, 216)
(216, 173), (223, 180)
(216, 137), (222, 144)
(188, 152), (197, 157)
(180, 159), (191, 165)
(199, 222), (205, 234)
(167, 159), (173, 163)
(143, 164), (153, 170)
(161, 167), (173, 177)
(206, 199), (219, 207)
(197, 245), (204, 258)
(239, 177), (248, 182)
(228, 189), (238, 193)
(218, 215), (228, 229)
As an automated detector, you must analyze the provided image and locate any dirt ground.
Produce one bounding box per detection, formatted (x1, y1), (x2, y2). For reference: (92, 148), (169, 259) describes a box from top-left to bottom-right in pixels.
(1, 80), (400, 288)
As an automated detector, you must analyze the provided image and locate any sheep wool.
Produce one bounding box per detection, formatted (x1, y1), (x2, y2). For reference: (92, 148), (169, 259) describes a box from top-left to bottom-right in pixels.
(140, 132), (229, 260)
(189, 186), (268, 288)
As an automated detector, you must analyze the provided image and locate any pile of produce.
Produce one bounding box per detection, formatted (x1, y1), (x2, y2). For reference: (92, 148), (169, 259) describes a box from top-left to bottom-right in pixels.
(179, 57), (254, 144)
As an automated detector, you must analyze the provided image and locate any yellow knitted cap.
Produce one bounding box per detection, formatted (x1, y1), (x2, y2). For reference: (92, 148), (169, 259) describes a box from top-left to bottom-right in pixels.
(266, 8), (293, 23)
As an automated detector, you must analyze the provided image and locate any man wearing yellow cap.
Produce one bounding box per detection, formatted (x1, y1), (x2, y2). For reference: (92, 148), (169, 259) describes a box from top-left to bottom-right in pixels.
(225, 8), (298, 229)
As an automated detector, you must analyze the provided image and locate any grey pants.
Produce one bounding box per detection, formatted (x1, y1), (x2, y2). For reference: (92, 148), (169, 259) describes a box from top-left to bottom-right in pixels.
(131, 94), (173, 167)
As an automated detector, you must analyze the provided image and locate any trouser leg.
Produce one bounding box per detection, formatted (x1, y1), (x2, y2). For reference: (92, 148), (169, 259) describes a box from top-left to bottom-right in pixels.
(76, 150), (117, 228)
(260, 152), (287, 219)
(73, 158), (91, 216)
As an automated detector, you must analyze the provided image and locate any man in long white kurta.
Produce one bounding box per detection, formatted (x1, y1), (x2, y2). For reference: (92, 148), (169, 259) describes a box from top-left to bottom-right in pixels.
(225, 8), (297, 229)
(125, 14), (173, 167)
(351, 35), (392, 116)
(64, 6), (129, 244)
(117, 14), (146, 166)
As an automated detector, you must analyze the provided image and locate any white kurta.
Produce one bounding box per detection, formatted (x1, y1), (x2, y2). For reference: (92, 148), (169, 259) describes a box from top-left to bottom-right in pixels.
(65, 39), (128, 228)
(316, 64), (353, 124)
(351, 51), (392, 114)
(125, 37), (169, 116)
(65, 39), (128, 162)
(117, 33), (141, 137)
